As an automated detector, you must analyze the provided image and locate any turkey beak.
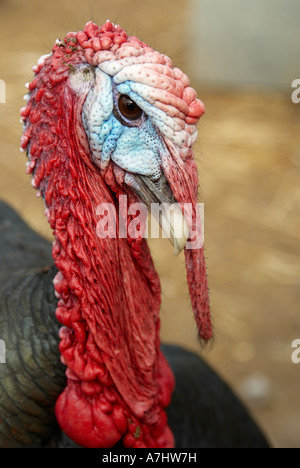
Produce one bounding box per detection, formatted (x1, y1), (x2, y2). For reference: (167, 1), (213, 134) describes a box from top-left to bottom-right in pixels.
(132, 174), (189, 256)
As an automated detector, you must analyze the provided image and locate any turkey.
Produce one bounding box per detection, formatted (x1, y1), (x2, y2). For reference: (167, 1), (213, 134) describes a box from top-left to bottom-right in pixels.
(0, 20), (269, 448)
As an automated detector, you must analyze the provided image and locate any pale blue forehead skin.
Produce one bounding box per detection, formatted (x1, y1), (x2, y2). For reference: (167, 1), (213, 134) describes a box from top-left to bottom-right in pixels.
(82, 68), (166, 180)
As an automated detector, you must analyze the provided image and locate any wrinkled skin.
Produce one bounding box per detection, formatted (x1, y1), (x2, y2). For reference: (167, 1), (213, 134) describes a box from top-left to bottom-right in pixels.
(20, 21), (212, 448)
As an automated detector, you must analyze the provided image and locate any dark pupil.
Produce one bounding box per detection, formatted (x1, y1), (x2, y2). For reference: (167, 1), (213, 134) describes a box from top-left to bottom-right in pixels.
(118, 95), (143, 120)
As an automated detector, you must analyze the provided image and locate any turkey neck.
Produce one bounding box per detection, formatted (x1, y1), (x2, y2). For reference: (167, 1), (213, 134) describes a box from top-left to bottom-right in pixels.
(35, 104), (174, 447)
(51, 153), (163, 412)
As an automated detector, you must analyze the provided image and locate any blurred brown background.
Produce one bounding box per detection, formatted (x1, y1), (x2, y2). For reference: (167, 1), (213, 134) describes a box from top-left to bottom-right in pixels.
(0, 0), (299, 448)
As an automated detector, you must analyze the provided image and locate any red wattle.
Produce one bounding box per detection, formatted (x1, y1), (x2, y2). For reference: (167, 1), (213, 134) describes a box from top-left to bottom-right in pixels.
(55, 384), (123, 448)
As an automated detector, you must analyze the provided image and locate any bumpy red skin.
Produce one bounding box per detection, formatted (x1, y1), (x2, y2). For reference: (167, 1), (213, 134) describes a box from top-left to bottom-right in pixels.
(20, 21), (212, 448)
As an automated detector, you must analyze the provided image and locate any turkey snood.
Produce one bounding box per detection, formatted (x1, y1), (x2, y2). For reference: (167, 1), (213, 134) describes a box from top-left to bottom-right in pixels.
(20, 20), (212, 448)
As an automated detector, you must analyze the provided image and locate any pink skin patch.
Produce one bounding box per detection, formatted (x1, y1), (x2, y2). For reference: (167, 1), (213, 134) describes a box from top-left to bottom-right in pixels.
(20, 20), (211, 448)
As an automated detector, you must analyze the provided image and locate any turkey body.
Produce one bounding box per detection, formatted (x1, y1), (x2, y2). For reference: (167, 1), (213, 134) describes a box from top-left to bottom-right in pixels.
(0, 201), (269, 448)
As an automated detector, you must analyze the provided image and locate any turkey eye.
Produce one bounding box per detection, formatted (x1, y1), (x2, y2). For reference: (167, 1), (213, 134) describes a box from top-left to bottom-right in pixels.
(118, 95), (143, 120)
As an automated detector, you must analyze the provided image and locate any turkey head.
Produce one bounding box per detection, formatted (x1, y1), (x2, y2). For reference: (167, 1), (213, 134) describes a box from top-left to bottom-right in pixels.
(20, 20), (212, 448)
